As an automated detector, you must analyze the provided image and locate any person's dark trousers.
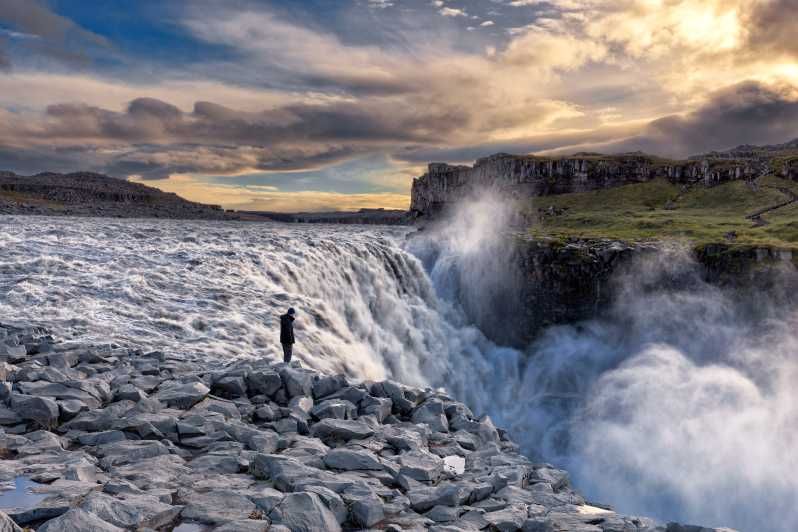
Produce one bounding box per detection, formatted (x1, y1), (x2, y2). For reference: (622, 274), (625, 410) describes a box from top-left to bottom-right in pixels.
(282, 343), (293, 363)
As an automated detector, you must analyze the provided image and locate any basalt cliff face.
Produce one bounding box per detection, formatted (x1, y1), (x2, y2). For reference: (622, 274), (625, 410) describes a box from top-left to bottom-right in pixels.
(409, 152), (788, 219)
(409, 145), (798, 346)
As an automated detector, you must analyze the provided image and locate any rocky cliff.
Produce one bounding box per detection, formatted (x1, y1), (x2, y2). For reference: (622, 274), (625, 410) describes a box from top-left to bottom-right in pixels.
(0, 171), (230, 220)
(0, 322), (732, 531)
(409, 152), (780, 219)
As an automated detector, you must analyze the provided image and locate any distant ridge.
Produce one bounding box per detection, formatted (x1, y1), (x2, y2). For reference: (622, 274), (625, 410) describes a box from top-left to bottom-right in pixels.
(0, 171), (230, 220)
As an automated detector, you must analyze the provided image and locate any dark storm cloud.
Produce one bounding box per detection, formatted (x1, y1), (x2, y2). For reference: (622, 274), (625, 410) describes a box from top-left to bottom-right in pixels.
(0, 93), (469, 178)
(745, 0), (798, 59)
(570, 82), (798, 158)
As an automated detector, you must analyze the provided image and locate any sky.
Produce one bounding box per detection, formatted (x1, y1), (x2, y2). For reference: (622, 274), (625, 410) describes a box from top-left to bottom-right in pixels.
(0, 0), (797, 212)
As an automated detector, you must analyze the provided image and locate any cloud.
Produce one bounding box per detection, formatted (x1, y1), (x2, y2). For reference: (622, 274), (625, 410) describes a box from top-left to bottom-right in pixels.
(132, 175), (410, 212)
(0, 0), (109, 67)
(440, 7), (468, 17)
(545, 81), (798, 158)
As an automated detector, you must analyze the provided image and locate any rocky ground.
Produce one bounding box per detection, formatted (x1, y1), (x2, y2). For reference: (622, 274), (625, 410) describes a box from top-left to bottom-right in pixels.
(0, 323), (732, 531)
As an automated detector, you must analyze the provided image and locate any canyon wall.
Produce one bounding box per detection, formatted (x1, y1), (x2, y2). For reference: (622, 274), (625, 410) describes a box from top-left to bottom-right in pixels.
(409, 153), (767, 219)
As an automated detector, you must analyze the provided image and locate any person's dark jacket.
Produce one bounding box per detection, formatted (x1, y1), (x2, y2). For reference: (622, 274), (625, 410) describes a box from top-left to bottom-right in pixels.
(280, 314), (295, 345)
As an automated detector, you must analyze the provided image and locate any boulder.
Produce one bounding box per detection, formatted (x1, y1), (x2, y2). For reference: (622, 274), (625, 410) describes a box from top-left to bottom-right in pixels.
(399, 450), (444, 483)
(9, 393), (59, 428)
(212, 376), (248, 399)
(278, 368), (314, 398)
(323, 448), (383, 471)
(37, 508), (123, 532)
(156, 382), (209, 409)
(310, 419), (374, 442)
(269, 492), (342, 532)
(246, 370), (282, 397)
(311, 399), (356, 420)
(311, 374), (348, 399)
(180, 489), (257, 525)
(412, 399), (449, 433)
(351, 496), (385, 528)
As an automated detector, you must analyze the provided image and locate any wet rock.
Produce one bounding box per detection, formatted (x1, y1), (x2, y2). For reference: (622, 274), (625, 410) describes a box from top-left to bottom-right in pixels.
(114, 384), (148, 402)
(270, 492), (342, 532)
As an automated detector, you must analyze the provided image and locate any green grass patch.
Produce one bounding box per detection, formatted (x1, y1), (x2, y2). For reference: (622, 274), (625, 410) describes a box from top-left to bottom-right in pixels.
(527, 177), (798, 250)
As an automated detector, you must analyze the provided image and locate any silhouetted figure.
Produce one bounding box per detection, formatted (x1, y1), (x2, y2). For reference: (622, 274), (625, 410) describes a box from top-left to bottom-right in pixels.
(280, 308), (296, 363)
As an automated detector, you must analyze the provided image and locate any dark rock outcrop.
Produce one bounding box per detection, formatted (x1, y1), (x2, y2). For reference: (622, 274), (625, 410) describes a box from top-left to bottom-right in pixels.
(410, 153), (769, 220)
(0, 171), (230, 220)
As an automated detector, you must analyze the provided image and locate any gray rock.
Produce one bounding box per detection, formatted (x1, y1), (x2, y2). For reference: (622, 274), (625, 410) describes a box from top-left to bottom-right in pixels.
(114, 384), (148, 402)
(279, 368), (314, 398)
(302, 486), (347, 524)
(484, 504), (528, 532)
(246, 370), (283, 397)
(351, 496), (385, 528)
(0, 406), (22, 426)
(270, 492), (342, 532)
(9, 393), (59, 428)
(399, 450), (444, 483)
(212, 520), (270, 531)
(96, 440), (171, 468)
(360, 395), (393, 422)
(289, 396), (314, 415)
(426, 505), (462, 523)
(250, 487), (285, 513)
(213, 376), (248, 399)
(156, 382), (209, 409)
(180, 489), (257, 524)
(310, 418), (374, 442)
(37, 508), (123, 532)
(323, 448), (383, 471)
(311, 399), (357, 420)
(77, 430), (127, 446)
(311, 374), (348, 399)
(79, 492), (181, 529)
(412, 399), (449, 433)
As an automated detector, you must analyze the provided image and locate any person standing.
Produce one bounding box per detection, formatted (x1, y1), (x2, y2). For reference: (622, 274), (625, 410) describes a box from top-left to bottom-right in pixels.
(280, 308), (296, 363)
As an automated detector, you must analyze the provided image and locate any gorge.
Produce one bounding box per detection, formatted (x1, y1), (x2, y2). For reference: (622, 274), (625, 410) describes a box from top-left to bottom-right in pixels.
(1, 210), (796, 531)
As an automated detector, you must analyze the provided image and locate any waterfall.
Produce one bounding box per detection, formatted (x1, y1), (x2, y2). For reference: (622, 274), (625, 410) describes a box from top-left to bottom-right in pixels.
(2, 213), (798, 531)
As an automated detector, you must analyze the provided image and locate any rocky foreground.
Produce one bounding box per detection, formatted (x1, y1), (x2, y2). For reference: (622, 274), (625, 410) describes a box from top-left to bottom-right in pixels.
(0, 323), (732, 531)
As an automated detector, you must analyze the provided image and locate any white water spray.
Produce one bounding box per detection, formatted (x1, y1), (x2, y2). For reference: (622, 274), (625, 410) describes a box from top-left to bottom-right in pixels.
(1, 213), (797, 531)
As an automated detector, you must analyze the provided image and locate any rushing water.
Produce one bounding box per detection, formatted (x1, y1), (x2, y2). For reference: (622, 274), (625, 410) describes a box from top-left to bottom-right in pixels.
(1, 213), (797, 532)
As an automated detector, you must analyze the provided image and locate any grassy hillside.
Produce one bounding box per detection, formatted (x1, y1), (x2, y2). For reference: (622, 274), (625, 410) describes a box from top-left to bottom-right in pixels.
(527, 176), (798, 249)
